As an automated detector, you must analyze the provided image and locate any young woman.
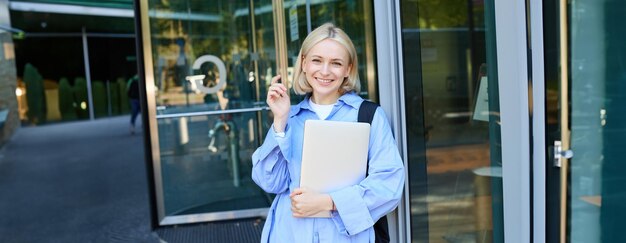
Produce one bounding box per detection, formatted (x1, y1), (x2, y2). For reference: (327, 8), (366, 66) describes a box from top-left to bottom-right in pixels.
(251, 23), (405, 242)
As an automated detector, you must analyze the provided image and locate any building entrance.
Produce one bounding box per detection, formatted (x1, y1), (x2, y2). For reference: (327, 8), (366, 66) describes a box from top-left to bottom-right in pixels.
(136, 0), (377, 226)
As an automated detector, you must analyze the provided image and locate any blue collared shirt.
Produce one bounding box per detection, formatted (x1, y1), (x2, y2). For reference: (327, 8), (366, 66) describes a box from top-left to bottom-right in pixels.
(251, 92), (405, 243)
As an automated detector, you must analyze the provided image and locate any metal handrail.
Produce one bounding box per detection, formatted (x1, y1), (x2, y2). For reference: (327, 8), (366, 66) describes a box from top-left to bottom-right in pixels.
(155, 106), (269, 119)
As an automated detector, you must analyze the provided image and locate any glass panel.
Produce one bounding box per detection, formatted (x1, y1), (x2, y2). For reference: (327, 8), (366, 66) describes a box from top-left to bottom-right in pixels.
(14, 36), (134, 124)
(565, 1), (626, 242)
(87, 37), (137, 119)
(146, 0), (275, 219)
(253, 0), (277, 106)
(11, 11), (136, 124)
(148, 0), (269, 114)
(14, 37), (87, 124)
(542, 0), (562, 241)
(400, 0), (504, 242)
(144, 0), (378, 223)
(158, 111), (271, 215)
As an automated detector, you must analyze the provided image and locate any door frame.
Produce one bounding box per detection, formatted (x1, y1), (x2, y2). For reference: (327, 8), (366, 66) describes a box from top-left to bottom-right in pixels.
(373, 0), (534, 242)
(493, 1), (532, 242)
(371, 1), (407, 242)
(530, 0), (547, 242)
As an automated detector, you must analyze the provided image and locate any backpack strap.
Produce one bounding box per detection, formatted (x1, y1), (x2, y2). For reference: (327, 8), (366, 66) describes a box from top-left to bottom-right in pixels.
(358, 100), (378, 176)
(358, 100), (390, 243)
(358, 100), (378, 124)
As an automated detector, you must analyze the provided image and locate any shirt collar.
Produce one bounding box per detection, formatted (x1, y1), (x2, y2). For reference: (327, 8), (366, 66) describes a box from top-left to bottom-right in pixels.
(290, 91), (361, 118)
(336, 91), (362, 109)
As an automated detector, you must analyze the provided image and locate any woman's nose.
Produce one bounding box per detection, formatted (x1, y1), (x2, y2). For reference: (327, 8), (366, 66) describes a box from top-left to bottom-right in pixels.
(320, 63), (330, 75)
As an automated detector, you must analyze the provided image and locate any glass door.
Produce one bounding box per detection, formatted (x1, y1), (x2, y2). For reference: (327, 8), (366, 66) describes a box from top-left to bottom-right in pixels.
(397, 0), (532, 242)
(137, 0), (378, 226)
(399, 0), (504, 242)
(139, 0), (278, 225)
(545, 0), (626, 242)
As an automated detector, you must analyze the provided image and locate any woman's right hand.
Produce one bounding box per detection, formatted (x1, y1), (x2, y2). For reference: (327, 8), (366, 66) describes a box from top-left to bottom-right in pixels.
(267, 75), (290, 132)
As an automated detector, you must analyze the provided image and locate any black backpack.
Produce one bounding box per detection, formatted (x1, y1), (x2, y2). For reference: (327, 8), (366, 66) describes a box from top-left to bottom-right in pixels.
(357, 100), (390, 243)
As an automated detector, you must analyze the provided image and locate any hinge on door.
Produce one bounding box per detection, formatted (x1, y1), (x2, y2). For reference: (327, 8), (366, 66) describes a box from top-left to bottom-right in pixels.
(553, 140), (574, 167)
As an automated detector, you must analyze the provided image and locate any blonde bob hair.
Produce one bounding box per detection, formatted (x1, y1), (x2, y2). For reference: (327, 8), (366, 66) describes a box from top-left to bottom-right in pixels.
(292, 23), (360, 95)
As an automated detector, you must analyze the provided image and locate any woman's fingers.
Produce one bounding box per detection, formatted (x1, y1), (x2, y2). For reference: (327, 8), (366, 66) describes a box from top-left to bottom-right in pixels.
(268, 85), (287, 97)
(290, 189), (302, 210)
(291, 195), (301, 216)
(290, 188), (304, 197)
(271, 75), (282, 85)
(268, 86), (286, 97)
(269, 75), (287, 94)
(290, 188), (310, 217)
(267, 75), (290, 128)
(267, 90), (283, 103)
(267, 89), (280, 100)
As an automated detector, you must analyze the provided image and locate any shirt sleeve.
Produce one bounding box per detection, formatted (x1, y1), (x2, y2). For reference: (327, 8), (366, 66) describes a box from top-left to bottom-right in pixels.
(251, 123), (292, 194)
(329, 107), (405, 236)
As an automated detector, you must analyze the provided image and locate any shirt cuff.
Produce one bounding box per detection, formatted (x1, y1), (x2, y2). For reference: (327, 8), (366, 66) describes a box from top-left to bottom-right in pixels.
(270, 123), (291, 158)
(329, 187), (373, 235)
(272, 124), (287, 138)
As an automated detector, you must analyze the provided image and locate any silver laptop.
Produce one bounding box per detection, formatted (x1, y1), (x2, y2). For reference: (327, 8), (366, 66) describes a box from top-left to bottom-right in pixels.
(299, 120), (370, 217)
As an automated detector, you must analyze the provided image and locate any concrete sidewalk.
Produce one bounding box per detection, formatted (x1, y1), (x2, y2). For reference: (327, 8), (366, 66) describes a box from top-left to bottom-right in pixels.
(0, 116), (262, 242)
(0, 116), (159, 242)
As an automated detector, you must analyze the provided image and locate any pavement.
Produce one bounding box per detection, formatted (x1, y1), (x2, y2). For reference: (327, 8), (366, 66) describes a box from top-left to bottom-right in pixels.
(0, 116), (263, 243)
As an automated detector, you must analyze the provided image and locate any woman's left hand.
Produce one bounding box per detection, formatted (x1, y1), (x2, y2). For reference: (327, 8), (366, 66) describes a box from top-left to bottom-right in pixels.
(290, 187), (334, 217)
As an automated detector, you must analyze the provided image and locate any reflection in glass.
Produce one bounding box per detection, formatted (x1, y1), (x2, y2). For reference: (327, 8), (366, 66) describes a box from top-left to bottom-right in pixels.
(14, 35), (136, 124)
(148, 0), (271, 113)
(144, 0), (378, 222)
(158, 111), (271, 215)
(565, 1), (626, 242)
(400, 0), (503, 242)
(146, 0), (277, 219)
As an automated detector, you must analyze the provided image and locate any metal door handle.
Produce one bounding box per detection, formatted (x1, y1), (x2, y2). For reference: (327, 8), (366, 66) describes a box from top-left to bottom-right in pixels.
(554, 140), (573, 167)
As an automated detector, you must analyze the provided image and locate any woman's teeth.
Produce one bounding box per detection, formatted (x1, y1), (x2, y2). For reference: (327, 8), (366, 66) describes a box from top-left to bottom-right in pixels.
(317, 78), (332, 83)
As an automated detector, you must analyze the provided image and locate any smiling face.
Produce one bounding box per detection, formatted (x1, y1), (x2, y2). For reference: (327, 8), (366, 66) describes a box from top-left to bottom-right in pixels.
(302, 39), (352, 105)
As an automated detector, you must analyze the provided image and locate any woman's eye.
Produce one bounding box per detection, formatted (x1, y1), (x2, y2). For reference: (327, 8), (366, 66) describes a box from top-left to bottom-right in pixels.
(332, 62), (342, 66)
(311, 59), (321, 63)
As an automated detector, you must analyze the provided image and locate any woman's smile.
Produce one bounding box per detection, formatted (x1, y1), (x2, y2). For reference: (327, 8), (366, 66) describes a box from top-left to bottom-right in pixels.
(314, 77), (335, 85)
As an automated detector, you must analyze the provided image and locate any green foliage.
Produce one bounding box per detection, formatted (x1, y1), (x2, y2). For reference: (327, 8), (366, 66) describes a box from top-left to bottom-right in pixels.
(110, 79), (121, 115)
(73, 77), (89, 119)
(117, 77), (130, 114)
(92, 81), (107, 118)
(23, 63), (46, 124)
(401, 0), (471, 29)
(58, 77), (77, 120)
